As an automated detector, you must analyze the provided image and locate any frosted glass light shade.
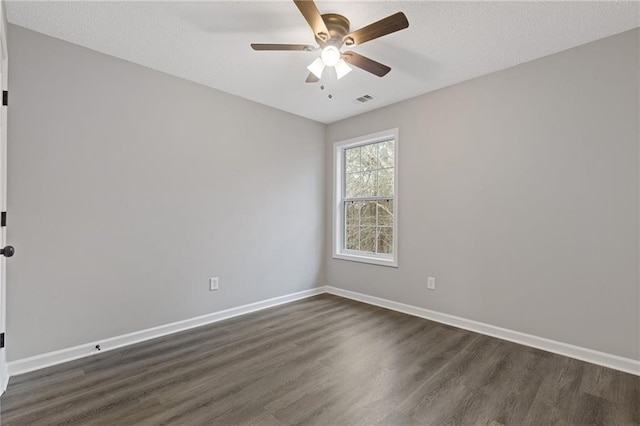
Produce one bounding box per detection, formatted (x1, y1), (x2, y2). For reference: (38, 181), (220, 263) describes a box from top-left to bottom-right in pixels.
(307, 57), (325, 79)
(335, 58), (352, 79)
(321, 46), (341, 67)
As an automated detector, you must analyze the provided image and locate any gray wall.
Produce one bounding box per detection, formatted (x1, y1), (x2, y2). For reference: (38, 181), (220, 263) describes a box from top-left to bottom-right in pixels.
(326, 29), (640, 360)
(6, 24), (639, 363)
(6, 25), (325, 361)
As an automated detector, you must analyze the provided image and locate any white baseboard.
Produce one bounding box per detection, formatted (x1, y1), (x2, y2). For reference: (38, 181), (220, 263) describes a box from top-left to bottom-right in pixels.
(6, 285), (639, 381)
(325, 286), (640, 377)
(7, 287), (324, 378)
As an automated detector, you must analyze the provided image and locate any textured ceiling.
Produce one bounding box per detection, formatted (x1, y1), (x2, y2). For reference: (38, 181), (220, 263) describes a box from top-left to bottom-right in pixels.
(6, 1), (640, 123)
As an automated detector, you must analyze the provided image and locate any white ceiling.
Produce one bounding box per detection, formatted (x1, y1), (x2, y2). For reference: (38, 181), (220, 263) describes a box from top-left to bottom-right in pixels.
(6, 1), (640, 123)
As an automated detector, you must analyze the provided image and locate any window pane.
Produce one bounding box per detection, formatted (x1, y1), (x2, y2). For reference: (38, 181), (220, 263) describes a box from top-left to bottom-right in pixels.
(345, 225), (359, 250)
(338, 135), (396, 262)
(345, 201), (360, 225)
(377, 168), (393, 196)
(345, 172), (362, 198)
(377, 227), (393, 254)
(360, 201), (376, 225)
(361, 171), (376, 197)
(378, 140), (394, 169)
(361, 143), (377, 171)
(345, 146), (361, 173)
(377, 200), (393, 226)
(360, 226), (376, 252)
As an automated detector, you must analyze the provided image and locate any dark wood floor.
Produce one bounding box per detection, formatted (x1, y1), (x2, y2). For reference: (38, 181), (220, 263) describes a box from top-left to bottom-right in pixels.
(1, 294), (638, 425)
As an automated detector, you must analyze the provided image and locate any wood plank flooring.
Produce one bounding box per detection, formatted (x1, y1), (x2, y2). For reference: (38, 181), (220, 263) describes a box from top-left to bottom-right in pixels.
(1, 294), (638, 425)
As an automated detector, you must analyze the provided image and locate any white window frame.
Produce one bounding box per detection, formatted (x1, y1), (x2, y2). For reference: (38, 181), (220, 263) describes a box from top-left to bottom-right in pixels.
(333, 128), (398, 267)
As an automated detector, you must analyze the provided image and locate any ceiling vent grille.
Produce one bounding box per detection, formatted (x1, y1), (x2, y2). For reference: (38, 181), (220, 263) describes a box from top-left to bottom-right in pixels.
(355, 94), (374, 103)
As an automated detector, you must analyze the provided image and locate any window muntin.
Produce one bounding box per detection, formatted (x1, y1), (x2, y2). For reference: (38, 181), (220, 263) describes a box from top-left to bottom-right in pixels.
(333, 129), (398, 267)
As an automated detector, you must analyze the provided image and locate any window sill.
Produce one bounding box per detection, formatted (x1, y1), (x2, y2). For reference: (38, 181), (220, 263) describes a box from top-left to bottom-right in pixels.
(333, 252), (398, 268)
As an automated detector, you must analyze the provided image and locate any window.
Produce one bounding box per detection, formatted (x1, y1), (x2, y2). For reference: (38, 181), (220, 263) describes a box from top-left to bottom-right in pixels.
(333, 129), (398, 267)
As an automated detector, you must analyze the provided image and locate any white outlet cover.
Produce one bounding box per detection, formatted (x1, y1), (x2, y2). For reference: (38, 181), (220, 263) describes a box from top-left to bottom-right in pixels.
(210, 277), (219, 291)
(427, 277), (436, 290)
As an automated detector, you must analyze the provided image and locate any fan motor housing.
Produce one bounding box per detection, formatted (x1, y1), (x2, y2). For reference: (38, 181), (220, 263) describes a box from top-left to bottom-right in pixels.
(316, 13), (350, 46)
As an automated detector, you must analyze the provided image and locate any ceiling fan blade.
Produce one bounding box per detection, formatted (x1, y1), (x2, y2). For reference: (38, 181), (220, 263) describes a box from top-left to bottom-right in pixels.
(293, 0), (330, 41)
(305, 72), (320, 83)
(343, 12), (409, 46)
(251, 43), (316, 51)
(342, 52), (391, 77)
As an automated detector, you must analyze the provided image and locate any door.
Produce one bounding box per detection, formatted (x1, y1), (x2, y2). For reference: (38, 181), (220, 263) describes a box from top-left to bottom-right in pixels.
(0, 0), (9, 394)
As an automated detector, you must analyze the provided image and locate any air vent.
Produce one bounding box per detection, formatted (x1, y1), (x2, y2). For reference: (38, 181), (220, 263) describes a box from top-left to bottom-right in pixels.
(355, 94), (374, 103)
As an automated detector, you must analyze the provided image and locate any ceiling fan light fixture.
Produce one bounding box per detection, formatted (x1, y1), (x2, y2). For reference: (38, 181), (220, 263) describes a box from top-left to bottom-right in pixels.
(307, 57), (325, 79)
(320, 45), (341, 67)
(335, 58), (352, 80)
(251, 1), (409, 83)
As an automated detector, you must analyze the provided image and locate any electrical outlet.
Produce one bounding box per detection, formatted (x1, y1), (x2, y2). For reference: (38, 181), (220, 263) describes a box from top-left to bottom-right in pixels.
(427, 276), (436, 290)
(210, 277), (219, 291)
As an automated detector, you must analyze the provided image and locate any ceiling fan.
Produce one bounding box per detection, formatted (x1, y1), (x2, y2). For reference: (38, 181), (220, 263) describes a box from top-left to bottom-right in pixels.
(251, 0), (409, 83)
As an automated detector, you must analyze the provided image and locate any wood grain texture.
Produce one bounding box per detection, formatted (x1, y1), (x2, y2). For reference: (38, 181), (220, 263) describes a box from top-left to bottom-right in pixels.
(292, 0), (329, 39)
(342, 52), (391, 77)
(1, 294), (638, 425)
(250, 44), (315, 51)
(344, 12), (409, 46)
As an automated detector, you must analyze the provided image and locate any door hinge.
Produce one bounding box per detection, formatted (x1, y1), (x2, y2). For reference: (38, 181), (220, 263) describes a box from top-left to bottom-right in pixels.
(0, 333), (4, 349)
(2, 91), (7, 106)
(1, 212), (6, 227)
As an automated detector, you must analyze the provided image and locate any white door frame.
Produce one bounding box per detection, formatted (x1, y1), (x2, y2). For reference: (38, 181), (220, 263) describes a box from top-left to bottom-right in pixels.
(0, 0), (9, 394)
